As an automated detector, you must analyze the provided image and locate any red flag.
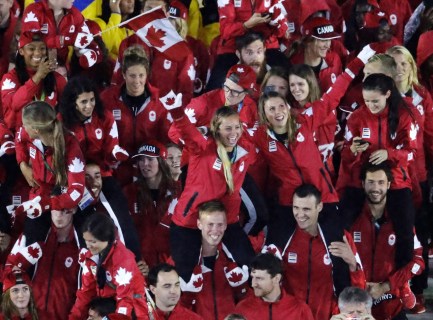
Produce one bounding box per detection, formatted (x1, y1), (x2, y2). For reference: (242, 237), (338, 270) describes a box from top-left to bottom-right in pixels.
(125, 7), (190, 62)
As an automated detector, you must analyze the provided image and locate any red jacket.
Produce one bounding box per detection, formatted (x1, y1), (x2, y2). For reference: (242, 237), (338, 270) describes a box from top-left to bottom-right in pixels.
(171, 115), (256, 228)
(247, 59), (366, 205)
(187, 36), (210, 96)
(154, 304), (203, 320)
(349, 204), (424, 320)
(21, 0), (102, 67)
(338, 105), (417, 191)
(15, 128), (85, 210)
(168, 89), (258, 144)
(1, 68), (66, 131)
(113, 34), (194, 106)
(63, 111), (125, 177)
(26, 226), (80, 320)
(217, 0), (288, 54)
(0, 5), (19, 81)
(278, 228), (365, 320)
(235, 289), (314, 320)
(290, 50), (343, 94)
(69, 241), (148, 319)
(123, 181), (181, 268)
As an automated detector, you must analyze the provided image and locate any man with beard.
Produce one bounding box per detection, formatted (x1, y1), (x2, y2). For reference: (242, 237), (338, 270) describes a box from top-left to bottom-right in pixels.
(235, 253), (314, 320)
(147, 263), (203, 319)
(348, 163), (424, 320)
(235, 32), (269, 86)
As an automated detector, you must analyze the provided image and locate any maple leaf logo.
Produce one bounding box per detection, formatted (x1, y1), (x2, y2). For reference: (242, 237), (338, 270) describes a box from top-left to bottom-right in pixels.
(90, 51), (97, 62)
(115, 267), (133, 286)
(184, 108), (197, 123)
(24, 11), (38, 23)
(166, 97), (175, 105)
(187, 64), (196, 81)
(237, 67), (244, 73)
(1, 78), (16, 91)
(109, 122), (119, 138)
(273, 7), (282, 20)
(147, 25), (165, 48)
(78, 249), (88, 264)
(217, 0), (229, 8)
(228, 271), (243, 283)
(267, 246), (277, 255)
(28, 245), (40, 259)
(410, 123), (417, 141)
(68, 157), (84, 173)
(193, 276), (203, 288)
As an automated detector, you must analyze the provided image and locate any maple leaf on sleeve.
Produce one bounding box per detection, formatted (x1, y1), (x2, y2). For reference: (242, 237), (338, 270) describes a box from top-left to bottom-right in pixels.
(68, 157), (85, 173)
(1, 78), (16, 91)
(115, 267), (133, 286)
(24, 11), (38, 23)
(147, 26), (165, 48)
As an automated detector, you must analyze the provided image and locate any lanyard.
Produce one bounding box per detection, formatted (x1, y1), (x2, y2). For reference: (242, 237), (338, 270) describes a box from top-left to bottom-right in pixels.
(229, 145), (237, 163)
(35, 90), (46, 101)
(237, 101), (244, 113)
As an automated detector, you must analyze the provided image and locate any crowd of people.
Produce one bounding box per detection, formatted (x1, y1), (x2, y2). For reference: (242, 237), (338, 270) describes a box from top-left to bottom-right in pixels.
(0, 0), (432, 319)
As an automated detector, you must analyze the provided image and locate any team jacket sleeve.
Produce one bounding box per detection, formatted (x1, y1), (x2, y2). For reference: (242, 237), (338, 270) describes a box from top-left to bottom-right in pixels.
(1, 73), (41, 115)
(218, 2), (247, 43)
(50, 137), (85, 210)
(304, 57), (364, 132)
(171, 110), (209, 154)
(14, 127), (30, 165)
(421, 90), (433, 166)
(176, 52), (195, 106)
(386, 112), (417, 167)
(388, 233), (424, 290)
(345, 231), (367, 289)
(102, 112), (124, 162)
(69, 257), (97, 320)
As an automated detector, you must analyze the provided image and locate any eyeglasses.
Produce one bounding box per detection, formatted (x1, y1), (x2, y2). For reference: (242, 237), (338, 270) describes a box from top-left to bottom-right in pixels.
(223, 85), (245, 97)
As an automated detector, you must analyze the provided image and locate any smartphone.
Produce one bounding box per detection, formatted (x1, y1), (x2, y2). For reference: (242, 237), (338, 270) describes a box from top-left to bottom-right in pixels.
(261, 12), (271, 17)
(356, 139), (370, 145)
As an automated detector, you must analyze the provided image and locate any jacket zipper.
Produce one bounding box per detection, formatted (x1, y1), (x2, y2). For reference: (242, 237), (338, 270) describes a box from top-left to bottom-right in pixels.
(212, 272), (218, 320)
(319, 168), (334, 193)
(371, 217), (376, 280)
(400, 166), (407, 181)
(378, 116), (382, 149)
(44, 241), (58, 311)
(82, 123), (89, 153)
(286, 144), (305, 184)
(306, 238), (313, 304)
(268, 304), (273, 320)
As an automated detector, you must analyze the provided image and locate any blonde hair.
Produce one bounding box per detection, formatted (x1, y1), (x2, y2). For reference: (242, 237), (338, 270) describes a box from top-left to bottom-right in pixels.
(1, 286), (39, 320)
(122, 45), (150, 75)
(22, 101), (67, 186)
(258, 91), (298, 144)
(386, 45), (419, 86)
(210, 107), (241, 194)
(170, 17), (188, 39)
(366, 53), (397, 78)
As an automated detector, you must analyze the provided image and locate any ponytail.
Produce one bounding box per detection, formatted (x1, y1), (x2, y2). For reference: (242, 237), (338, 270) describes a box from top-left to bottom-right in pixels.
(22, 101), (67, 187)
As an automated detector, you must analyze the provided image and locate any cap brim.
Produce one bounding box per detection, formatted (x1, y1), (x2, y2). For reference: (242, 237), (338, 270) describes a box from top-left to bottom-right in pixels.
(131, 153), (160, 159)
(311, 34), (341, 40)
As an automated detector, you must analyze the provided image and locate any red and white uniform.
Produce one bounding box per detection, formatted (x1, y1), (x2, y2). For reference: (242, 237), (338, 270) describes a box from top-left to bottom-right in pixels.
(21, 0), (102, 68)
(1, 68), (66, 131)
(235, 289), (314, 320)
(15, 128), (85, 210)
(63, 111), (125, 177)
(338, 105), (417, 191)
(217, 0), (289, 55)
(69, 241), (148, 319)
(277, 228), (365, 320)
(0, 4), (19, 81)
(349, 204), (424, 320)
(12, 226), (81, 319)
(289, 50), (343, 93)
(113, 34), (195, 106)
(123, 181), (181, 268)
(100, 84), (171, 185)
(187, 36), (210, 96)
(248, 58), (366, 206)
(168, 89), (258, 144)
(170, 114), (256, 229)
(154, 304), (203, 320)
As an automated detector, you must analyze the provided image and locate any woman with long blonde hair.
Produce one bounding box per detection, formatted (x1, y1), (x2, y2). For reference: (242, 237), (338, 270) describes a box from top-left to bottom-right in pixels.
(13, 101), (85, 243)
(164, 97), (256, 293)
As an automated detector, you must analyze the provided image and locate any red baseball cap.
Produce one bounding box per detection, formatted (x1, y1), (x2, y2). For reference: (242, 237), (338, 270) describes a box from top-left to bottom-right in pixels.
(226, 64), (257, 91)
(18, 32), (45, 49)
(168, 0), (188, 20)
(3, 270), (31, 293)
(302, 17), (340, 40)
(132, 141), (167, 159)
(364, 10), (390, 28)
